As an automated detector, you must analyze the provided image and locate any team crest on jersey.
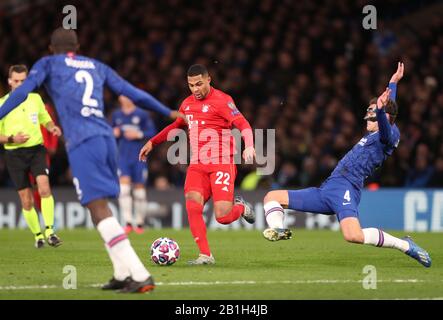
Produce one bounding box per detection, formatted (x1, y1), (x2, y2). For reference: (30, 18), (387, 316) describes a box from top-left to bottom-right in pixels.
(358, 137), (368, 146)
(30, 113), (38, 125)
(132, 116), (140, 124)
(202, 104), (210, 112)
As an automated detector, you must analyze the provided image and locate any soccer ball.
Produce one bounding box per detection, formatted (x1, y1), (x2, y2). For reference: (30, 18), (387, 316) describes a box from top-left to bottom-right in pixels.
(150, 237), (180, 266)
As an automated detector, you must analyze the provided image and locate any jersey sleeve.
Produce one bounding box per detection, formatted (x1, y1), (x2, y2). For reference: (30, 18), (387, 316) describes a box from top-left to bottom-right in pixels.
(219, 96), (254, 148)
(0, 57), (49, 120)
(103, 64), (172, 116)
(218, 96), (243, 125)
(36, 94), (52, 125)
(376, 108), (396, 146)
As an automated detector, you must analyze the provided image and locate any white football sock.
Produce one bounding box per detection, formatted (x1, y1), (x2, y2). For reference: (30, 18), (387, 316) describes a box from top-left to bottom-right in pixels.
(363, 228), (409, 252)
(133, 188), (147, 226)
(264, 201), (284, 229)
(105, 245), (130, 281)
(97, 217), (150, 282)
(119, 184), (133, 225)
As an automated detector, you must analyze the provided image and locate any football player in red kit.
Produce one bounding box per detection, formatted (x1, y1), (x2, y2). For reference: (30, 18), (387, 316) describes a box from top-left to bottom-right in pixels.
(139, 64), (256, 264)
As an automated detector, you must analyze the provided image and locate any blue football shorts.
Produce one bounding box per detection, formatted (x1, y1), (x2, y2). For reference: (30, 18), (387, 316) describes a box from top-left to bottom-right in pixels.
(68, 135), (120, 205)
(287, 176), (361, 221)
(118, 158), (148, 185)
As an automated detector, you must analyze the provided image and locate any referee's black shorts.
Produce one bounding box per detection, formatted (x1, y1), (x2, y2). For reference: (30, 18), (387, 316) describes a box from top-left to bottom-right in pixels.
(4, 144), (49, 191)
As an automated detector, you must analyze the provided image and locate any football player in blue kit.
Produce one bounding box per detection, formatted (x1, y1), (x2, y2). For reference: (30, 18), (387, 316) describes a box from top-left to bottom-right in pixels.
(262, 63), (431, 268)
(0, 28), (185, 292)
(112, 95), (156, 234)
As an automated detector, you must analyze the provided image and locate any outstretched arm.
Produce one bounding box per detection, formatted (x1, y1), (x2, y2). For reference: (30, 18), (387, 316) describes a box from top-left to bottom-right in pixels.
(104, 65), (184, 121)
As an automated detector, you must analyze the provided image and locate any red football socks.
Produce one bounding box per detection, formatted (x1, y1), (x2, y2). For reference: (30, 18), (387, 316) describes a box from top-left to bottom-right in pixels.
(186, 200), (211, 256)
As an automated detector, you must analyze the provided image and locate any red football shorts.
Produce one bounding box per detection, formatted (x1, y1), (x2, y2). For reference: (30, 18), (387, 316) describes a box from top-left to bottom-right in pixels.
(184, 163), (237, 202)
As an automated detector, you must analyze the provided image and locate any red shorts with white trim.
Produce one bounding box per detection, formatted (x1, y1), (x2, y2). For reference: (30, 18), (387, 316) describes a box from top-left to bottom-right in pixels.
(184, 163), (237, 202)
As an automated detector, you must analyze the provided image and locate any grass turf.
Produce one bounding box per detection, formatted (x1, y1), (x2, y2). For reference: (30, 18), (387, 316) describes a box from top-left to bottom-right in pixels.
(0, 229), (441, 300)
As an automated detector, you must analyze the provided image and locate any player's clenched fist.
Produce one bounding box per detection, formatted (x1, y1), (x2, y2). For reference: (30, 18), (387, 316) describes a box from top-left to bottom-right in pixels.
(139, 140), (153, 162)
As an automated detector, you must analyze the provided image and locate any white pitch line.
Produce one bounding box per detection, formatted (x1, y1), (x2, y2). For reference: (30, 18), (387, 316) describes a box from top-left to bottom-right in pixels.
(0, 285), (57, 290)
(0, 279), (433, 291)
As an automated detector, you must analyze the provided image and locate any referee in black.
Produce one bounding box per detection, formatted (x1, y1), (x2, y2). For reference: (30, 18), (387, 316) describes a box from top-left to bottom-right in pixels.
(0, 65), (62, 248)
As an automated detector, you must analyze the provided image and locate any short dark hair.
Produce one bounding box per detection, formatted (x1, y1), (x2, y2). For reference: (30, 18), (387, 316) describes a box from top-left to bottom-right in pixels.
(368, 97), (398, 124)
(50, 28), (78, 53)
(8, 64), (28, 77)
(187, 64), (208, 77)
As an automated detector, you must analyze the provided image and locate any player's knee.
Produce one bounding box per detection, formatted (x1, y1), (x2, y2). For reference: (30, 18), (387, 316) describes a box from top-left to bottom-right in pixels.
(21, 198), (33, 211)
(264, 190), (285, 206)
(185, 192), (204, 205)
(38, 185), (51, 198)
(120, 184), (131, 197)
(343, 231), (364, 244)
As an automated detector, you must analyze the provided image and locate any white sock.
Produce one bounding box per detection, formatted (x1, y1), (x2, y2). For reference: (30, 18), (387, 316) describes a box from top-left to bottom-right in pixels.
(119, 184), (133, 225)
(97, 217), (150, 281)
(363, 228), (409, 252)
(105, 245), (130, 281)
(133, 188), (147, 226)
(264, 201), (284, 229)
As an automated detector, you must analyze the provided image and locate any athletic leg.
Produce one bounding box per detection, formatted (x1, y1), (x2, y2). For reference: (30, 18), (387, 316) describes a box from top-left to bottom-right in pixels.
(263, 187), (331, 241)
(132, 161), (148, 234)
(118, 176), (133, 234)
(35, 174), (61, 246)
(211, 163), (255, 224)
(69, 136), (154, 292)
(184, 166), (214, 264)
(133, 184), (147, 234)
(18, 188), (44, 248)
(340, 217), (431, 267)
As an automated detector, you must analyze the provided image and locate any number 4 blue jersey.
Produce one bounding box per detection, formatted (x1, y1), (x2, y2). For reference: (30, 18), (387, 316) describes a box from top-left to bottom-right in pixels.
(0, 53), (172, 151)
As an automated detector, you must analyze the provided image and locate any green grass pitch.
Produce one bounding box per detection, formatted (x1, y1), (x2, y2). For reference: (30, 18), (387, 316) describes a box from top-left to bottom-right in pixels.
(0, 229), (441, 300)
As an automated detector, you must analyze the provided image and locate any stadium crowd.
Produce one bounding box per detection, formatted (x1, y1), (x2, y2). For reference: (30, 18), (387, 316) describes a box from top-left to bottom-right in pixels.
(0, 0), (442, 189)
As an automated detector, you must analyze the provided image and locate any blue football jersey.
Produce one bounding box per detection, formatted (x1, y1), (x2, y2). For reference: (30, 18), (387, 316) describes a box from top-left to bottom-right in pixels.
(111, 107), (156, 160)
(0, 53), (172, 151)
(330, 108), (400, 189)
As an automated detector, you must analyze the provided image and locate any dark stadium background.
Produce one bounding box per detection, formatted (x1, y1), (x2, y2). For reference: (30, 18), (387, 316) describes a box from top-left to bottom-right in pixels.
(0, 0), (442, 190)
